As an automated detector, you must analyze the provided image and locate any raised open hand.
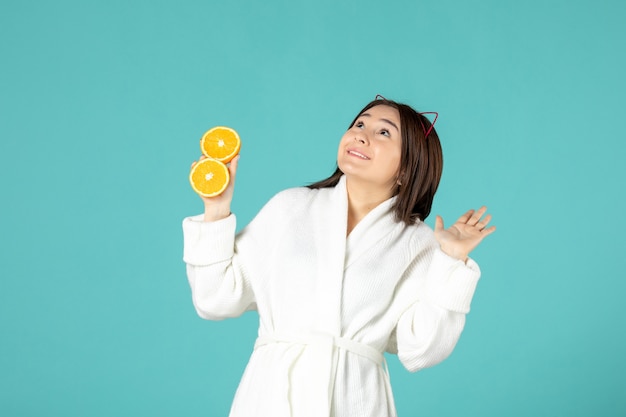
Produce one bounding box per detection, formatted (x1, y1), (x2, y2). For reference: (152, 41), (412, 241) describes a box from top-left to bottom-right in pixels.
(434, 206), (496, 262)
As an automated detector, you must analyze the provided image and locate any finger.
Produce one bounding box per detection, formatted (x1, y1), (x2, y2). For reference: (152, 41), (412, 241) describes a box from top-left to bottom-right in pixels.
(456, 209), (475, 224)
(434, 215), (444, 232)
(467, 206), (487, 226)
(476, 214), (492, 230)
(481, 225), (497, 237)
(191, 155), (208, 168)
(468, 206), (488, 225)
(228, 155), (240, 181)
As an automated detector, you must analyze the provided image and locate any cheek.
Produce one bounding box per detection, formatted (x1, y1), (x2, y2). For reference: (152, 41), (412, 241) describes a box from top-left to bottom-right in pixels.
(385, 147), (402, 174)
(337, 133), (350, 152)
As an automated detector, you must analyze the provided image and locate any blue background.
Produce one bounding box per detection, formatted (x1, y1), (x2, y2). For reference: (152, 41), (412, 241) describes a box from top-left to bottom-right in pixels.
(1, 0), (625, 416)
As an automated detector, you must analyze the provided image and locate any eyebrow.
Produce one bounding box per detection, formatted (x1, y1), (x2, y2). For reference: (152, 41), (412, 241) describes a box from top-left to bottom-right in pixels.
(360, 113), (400, 133)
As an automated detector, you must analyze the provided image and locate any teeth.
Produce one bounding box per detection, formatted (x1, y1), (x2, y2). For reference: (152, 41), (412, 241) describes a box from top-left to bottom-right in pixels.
(349, 151), (368, 159)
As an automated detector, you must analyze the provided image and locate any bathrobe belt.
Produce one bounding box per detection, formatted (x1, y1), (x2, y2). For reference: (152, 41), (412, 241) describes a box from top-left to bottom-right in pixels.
(255, 332), (393, 416)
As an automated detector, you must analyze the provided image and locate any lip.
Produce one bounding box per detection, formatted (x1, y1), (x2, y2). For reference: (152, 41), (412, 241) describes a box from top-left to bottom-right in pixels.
(346, 147), (370, 160)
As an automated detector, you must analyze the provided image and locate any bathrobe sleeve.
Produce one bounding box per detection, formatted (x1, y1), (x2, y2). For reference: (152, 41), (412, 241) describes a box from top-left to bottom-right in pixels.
(182, 190), (299, 320)
(392, 248), (481, 372)
(183, 213), (254, 320)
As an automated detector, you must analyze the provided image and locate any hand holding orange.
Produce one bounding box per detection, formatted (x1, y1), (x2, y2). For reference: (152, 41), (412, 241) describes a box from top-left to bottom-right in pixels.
(189, 126), (241, 198)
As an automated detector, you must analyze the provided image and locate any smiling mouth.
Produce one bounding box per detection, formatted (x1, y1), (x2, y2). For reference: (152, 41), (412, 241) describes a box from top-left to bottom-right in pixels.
(348, 150), (370, 160)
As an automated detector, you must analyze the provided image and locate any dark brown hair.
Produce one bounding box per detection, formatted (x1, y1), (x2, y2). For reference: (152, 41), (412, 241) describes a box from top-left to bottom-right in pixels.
(308, 97), (443, 224)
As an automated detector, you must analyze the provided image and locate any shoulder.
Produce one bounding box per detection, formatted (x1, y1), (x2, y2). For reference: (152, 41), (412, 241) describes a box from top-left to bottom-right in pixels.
(252, 185), (321, 223)
(268, 186), (316, 205)
(263, 186), (317, 211)
(403, 219), (439, 255)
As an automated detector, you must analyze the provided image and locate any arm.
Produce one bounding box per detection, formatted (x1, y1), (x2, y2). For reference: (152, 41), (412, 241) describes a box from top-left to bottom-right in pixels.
(183, 213), (256, 320)
(394, 207), (494, 371)
(394, 250), (480, 372)
(183, 155), (255, 320)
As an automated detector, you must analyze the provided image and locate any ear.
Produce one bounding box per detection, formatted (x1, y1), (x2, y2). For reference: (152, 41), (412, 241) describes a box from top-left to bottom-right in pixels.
(396, 171), (405, 186)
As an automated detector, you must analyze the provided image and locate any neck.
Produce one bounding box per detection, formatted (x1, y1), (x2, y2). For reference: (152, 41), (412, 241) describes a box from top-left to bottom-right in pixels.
(345, 177), (394, 235)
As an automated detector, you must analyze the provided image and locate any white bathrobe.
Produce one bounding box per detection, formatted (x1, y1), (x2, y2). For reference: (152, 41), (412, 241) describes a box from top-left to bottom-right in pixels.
(183, 176), (481, 417)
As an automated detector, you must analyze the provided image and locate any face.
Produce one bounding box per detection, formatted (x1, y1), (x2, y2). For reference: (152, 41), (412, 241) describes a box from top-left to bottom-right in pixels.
(337, 105), (402, 194)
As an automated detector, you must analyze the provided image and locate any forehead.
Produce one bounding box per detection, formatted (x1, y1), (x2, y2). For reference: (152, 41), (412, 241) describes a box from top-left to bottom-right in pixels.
(359, 105), (400, 122)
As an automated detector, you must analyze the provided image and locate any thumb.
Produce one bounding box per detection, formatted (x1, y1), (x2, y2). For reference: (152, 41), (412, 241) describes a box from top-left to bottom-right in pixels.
(434, 215), (444, 232)
(228, 155), (240, 181)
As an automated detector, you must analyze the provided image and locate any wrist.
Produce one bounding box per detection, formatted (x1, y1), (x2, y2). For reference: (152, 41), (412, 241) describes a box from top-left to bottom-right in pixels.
(439, 245), (468, 263)
(203, 204), (231, 222)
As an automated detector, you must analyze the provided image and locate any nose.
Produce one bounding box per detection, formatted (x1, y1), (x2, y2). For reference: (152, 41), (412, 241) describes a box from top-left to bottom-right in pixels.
(354, 131), (368, 144)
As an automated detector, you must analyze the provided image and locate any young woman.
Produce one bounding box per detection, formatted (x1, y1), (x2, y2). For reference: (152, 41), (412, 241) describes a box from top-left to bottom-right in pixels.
(183, 96), (495, 417)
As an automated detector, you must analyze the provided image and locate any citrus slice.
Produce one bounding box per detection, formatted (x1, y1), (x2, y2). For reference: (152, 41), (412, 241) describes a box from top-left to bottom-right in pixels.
(189, 158), (230, 197)
(200, 126), (241, 163)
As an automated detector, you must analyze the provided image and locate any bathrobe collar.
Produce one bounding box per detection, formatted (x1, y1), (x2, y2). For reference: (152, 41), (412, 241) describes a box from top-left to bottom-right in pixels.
(313, 175), (398, 335)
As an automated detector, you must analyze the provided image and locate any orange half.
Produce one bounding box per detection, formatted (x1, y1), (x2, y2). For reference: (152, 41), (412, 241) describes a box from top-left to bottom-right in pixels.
(200, 126), (241, 163)
(189, 158), (230, 197)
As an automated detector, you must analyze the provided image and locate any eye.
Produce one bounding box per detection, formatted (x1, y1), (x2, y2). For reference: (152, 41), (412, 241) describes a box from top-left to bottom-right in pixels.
(379, 129), (390, 137)
(355, 121), (364, 129)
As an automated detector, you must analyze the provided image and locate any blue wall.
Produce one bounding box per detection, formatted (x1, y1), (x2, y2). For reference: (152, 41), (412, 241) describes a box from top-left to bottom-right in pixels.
(1, 0), (625, 415)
